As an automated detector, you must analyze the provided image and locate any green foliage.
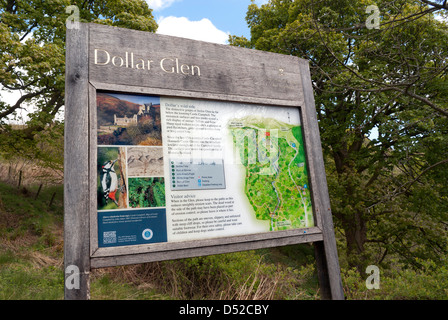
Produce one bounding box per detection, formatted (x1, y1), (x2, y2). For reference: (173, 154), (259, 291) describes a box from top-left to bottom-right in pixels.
(342, 256), (448, 300)
(0, 181), (317, 300)
(0, 262), (64, 300)
(232, 0), (448, 271)
(128, 177), (166, 208)
(0, 182), (63, 238)
(0, 0), (158, 162)
(3, 178), (448, 300)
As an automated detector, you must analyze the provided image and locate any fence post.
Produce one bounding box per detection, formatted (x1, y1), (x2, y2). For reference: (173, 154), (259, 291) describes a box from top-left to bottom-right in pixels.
(35, 184), (43, 200)
(17, 170), (22, 189)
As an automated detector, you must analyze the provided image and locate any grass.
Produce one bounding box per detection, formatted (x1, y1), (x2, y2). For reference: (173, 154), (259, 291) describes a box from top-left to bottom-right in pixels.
(0, 180), (320, 300)
(0, 181), (65, 300)
(2, 180), (448, 300)
(0, 254), (63, 300)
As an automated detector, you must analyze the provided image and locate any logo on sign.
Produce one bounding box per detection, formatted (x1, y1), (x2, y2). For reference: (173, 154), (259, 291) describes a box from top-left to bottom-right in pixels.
(142, 228), (153, 240)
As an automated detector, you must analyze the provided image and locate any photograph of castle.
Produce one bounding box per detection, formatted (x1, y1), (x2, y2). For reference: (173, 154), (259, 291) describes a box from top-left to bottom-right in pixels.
(97, 92), (162, 146)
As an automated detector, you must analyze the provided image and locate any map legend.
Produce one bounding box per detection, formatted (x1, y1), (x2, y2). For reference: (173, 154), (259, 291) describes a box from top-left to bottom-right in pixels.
(170, 159), (226, 191)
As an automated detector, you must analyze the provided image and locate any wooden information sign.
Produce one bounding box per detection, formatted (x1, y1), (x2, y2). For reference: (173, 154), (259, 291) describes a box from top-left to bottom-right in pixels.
(64, 23), (344, 300)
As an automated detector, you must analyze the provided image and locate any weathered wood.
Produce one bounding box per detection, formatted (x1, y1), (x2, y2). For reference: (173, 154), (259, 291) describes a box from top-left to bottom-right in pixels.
(88, 23), (304, 105)
(91, 226), (323, 259)
(91, 232), (323, 269)
(298, 60), (344, 300)
(64, 24), (90, 300)
(90, 81), (302, 107)
(64, 23), (344, 300)
(89, 83), (98, 257)
(313, 241), (332, 299)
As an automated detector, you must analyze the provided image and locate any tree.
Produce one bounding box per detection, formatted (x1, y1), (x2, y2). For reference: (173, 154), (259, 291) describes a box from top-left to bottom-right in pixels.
(0, 0), (157, 164)
(230, 0), (448, 270)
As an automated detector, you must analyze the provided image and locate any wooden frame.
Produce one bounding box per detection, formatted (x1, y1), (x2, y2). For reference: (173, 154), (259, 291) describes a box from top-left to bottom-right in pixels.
(64, 23), (344, 300)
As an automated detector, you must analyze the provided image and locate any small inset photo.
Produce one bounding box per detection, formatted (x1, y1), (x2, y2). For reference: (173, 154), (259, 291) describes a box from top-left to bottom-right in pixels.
(97, 92), (162, 146)
(127, 147), (164, 177)
(128, 177), (166, 209)
(97, 147), (127, 210)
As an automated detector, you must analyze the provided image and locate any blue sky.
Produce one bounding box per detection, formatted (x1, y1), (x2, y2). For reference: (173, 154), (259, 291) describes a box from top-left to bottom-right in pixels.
(1, 1), (268, 123)
(106, 93), (160, 106)
(147, 0), (269, 44)
(148, 0), (447, 45)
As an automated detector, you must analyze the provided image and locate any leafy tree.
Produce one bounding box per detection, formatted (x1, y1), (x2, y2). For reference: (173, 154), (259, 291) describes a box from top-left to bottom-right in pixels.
(0, 0), (157, 165)
(230, 0), (448, 270)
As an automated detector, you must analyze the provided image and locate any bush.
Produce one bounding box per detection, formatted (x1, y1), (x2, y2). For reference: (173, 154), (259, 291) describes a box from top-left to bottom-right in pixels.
(101, 250), (306, 300)
(342, 256), (448, 300)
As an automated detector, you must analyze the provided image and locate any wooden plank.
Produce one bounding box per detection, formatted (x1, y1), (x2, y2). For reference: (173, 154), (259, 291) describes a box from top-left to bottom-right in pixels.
(298, 60), (344, 300)
(91, 227), (323, 258)
(89, 81), (303, 107)
(89, 83), (99, 256)
(88, 23), (304, 105)
(64, 23), (90, 300)
(91, 232), (323, 269)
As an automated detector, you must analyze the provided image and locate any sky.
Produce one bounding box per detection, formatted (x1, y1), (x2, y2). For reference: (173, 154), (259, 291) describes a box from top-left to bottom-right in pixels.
(1, 0), (267, 123)
(0, 0), (268, 123)
(3, 0), (444, 123)
(149, 0), (269, 44)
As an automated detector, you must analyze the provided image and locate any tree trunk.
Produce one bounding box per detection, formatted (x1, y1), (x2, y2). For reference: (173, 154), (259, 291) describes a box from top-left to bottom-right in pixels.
(118, 147), (127, 209)
(332, 139), (369, 273)
(343, 210), (368, 273)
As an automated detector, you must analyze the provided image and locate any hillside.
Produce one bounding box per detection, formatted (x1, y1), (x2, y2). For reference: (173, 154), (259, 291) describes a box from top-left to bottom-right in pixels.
(0, 180), (320, 300)
(97, 93), (141, 126)
(1, 180), (447, 300)
(97, 93), (161, 127)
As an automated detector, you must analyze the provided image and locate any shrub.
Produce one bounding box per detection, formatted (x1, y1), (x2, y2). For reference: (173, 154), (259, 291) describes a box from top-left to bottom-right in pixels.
(342, 256), (448, 300)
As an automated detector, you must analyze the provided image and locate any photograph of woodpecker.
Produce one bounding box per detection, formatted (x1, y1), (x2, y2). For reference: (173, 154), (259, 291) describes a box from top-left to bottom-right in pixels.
(102, 159), (119, 206)
(97, 147), (128, 210)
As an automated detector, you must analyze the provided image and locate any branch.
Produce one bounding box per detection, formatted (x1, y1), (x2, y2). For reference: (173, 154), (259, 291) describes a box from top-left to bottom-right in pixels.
(367, 158), (448, 209)
(20, 91), (64, 139)
(402, 90), (448, 117)
(0, 89), (45, 120)
(419, 0), (448, 10)
(310, 5), (448, 118)
(398, 158), (448, 194)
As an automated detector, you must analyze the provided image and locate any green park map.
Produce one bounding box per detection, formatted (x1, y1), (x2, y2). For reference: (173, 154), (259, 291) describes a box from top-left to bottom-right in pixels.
(229, 116), (314, 231)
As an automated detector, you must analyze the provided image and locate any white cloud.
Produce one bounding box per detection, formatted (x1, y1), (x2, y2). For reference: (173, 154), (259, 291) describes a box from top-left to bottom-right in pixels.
(157, 16), (230, 44)
(0, 87), (38, 124)
(145, 0), (179, 11)
(254, 0), (269, 5)
(435, 12), (448, 23)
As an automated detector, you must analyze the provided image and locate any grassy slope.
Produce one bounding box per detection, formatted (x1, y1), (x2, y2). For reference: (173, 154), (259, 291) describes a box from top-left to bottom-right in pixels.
(0, 181), (319, 300)
(0, 182), (64, 299)
(2, 181), (448, 300)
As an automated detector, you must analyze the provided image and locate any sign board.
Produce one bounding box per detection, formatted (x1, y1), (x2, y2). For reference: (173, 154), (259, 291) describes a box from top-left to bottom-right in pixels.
(64, 23), (344, 300)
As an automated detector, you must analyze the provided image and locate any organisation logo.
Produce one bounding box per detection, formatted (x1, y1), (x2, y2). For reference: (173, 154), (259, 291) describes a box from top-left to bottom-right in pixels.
(142, 228), (154, 241)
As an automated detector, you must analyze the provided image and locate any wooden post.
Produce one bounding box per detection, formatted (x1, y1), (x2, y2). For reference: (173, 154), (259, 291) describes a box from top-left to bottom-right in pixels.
(17, 170), (22, 189)
(34, 184), (43, 200)
(298, 60), (344, 300)
(48, 192), (56, 208)
(64, 23), (91, 300)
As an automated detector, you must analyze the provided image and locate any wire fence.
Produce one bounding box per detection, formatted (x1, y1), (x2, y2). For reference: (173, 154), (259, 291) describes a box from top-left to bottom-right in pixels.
(0, 157), (63, 205)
